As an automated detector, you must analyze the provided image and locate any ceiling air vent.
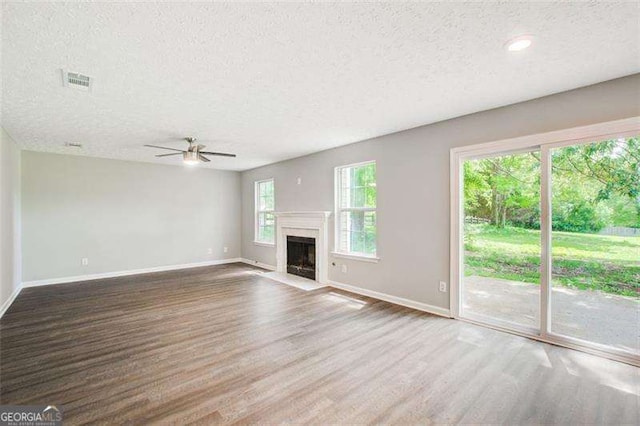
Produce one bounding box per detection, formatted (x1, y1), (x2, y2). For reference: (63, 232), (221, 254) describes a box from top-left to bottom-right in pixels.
(62, 70), (92, 91)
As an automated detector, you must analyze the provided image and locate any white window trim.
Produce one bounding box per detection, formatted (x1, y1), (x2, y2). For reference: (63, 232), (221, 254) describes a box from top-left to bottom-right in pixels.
(334, 160), (378, 261)
(331, 251), (380, 263)
(450, 116), (640, 367)
(254, 178), (275, 245)
(253, 240), (275, 247)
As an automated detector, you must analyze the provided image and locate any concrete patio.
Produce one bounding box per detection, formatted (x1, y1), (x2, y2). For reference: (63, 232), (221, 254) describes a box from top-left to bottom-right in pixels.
(463, 276), (639, 354)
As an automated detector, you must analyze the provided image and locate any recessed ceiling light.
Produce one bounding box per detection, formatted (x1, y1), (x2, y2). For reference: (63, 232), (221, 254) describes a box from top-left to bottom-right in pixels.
(506, 36), (533, 52)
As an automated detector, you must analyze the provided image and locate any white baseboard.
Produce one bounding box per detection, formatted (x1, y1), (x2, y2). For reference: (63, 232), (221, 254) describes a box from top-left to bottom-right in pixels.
(240, 258), (276, 271)
(21, 258), (243, 288)
(0, 284), (23, 319)
(327, 279), (451, 318)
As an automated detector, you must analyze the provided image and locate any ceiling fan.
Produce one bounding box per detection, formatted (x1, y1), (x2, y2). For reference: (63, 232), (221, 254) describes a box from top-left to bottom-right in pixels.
(144, 137), (236, 165)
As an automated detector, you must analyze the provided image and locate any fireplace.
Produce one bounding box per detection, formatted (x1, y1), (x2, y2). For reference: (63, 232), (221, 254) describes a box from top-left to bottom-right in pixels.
(286, 236), (316, 280)
(274, 211), (330, 284)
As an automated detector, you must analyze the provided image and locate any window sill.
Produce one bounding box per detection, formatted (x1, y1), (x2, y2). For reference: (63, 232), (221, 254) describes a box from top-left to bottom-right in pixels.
(331, 251), (380, 263)
(253, 240), (275, 247)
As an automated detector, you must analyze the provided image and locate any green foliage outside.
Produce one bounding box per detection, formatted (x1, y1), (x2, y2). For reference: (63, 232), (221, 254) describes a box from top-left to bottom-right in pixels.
(464, 137), (639, 297)
(465, 224), (639, 297)
(342, 163), (376, 254)
(464, 137), (639, 232)
(257, 180), (275, 242)
(258, 212), (275, 242)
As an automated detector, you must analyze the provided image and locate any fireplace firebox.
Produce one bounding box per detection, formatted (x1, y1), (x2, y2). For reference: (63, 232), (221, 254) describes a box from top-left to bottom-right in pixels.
(286, 236), (316, 280)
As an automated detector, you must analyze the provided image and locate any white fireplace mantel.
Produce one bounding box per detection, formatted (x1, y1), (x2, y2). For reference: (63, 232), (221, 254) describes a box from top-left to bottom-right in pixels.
(274, 211), (331, 284)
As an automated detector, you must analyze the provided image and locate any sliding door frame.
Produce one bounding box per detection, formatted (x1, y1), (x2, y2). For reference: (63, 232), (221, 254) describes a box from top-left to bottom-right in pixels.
(450, 117), (640, 366)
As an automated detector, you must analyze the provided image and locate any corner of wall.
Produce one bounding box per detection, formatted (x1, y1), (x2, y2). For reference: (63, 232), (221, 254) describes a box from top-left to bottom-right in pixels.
(0, 126), (23, 317)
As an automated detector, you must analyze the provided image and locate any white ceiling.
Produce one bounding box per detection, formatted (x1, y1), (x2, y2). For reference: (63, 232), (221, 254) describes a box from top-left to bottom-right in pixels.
(2, 2), (638, 171)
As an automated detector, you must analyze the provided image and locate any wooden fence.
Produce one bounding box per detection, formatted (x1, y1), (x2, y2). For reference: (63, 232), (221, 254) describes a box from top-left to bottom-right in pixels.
(465, 216), (491, 224)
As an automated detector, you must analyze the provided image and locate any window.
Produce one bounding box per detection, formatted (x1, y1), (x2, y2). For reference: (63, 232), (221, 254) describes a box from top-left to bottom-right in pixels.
(335, 161), (377, 257)
(255, 179), (275, 244)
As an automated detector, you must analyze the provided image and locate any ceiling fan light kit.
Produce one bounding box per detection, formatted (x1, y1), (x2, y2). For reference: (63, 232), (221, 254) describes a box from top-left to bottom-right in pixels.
(144, 137), (236, 165)
(183, 151), (199, 165)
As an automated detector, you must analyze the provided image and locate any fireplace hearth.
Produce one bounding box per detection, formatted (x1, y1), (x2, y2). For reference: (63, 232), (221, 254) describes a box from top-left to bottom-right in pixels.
(286, 236), (316, 280)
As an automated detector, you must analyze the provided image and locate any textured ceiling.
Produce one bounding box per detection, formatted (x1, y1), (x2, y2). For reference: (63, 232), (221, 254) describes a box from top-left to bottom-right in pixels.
(1, 2), (639, 171)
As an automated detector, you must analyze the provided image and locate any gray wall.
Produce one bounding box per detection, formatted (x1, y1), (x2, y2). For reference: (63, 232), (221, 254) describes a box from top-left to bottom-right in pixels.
(241, 74), (640, 310)
(0, 127), (22, 309)
(22, 152), (241, 282)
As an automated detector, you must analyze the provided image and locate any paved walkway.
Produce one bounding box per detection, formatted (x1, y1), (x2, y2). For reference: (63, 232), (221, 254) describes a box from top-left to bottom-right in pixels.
(463, 276), (639, 354)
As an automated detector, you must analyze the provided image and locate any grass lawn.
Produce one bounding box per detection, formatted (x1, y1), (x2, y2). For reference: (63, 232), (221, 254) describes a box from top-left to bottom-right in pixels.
(464, 225), (640, 297)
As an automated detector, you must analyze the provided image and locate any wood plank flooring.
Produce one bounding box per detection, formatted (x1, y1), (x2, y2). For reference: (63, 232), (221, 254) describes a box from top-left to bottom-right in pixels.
(1, 263), (638, 424)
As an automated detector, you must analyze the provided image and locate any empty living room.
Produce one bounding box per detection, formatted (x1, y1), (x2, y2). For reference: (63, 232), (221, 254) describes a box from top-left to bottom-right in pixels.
(1, 1), (639, 424)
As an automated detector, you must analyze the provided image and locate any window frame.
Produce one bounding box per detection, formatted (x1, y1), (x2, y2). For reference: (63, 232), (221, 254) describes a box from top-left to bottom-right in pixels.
(333, 160), (379, 261)
(254, 178), (275, 246)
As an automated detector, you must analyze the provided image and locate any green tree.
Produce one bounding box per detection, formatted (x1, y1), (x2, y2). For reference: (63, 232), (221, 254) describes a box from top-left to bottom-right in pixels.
(463, 137), (639, 232)
(552, 137), (639, 230)
(464, 152), (539, 228)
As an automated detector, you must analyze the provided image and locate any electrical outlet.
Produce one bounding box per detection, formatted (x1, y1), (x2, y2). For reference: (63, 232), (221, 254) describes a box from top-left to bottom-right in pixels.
(81, 258), (89, 266)
(341, 264), (348, 274)
(223, 247), (228, 253)
(297, 177), (302, 185)
(207, 248), (213, 255)
(439, 281), (447, 292)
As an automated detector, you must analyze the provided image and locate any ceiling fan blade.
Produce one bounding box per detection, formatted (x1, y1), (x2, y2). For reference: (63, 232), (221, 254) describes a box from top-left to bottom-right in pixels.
(199, 151), (237, 158)
(156, 152), (183, 157)
(144, 144), (184, 152)
(198, 154), (211, 162)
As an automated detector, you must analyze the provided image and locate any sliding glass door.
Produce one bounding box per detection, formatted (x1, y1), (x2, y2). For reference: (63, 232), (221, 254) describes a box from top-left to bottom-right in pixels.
(461, 150), (541, 333)
(548, 137), (639, 356)
(454, 127), (639, 364)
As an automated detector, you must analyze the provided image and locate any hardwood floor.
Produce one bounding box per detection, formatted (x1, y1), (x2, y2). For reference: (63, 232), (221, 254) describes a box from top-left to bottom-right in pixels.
(1, 263), (638, 424)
